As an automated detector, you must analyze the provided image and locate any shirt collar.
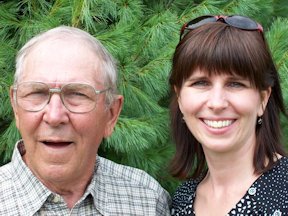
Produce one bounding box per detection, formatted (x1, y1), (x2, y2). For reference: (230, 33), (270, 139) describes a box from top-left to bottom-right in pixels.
(11, 140), (109, 215)
(11, 140), (52, 215)
(88, 156), (109, 214)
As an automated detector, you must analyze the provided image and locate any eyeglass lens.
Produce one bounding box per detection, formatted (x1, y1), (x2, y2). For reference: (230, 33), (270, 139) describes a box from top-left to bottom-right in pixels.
(181, 15), (262, 40)
(186, 16), (216, 29)
(16, 82), (98, 113)
(225, 16), (258, 30)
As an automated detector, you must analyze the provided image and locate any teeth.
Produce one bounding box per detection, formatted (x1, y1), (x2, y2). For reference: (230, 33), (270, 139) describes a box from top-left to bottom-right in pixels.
(204, 120), (233, 128)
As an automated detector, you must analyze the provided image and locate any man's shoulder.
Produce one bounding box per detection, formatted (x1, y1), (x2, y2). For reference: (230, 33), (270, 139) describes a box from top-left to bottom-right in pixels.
(97, 156), (163, 191)
(0, 162), (14, 197)
(0, 162), (13, 183)
(95, 156), (171, 215)
(0, 162), (18, 214)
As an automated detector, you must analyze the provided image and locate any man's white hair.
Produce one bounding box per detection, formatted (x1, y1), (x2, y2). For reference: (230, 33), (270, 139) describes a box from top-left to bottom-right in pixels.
(14, 26), (118, 105)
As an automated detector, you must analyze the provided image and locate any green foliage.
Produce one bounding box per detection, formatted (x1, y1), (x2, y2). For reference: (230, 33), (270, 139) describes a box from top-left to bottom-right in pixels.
(273, 0), (288, 18)
(266, 17), (288, 147)
(0, 0), (288, 194)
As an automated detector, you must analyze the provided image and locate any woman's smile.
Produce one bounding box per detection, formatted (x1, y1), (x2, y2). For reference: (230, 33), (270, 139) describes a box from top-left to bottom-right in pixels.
(202, 119), (234, 129)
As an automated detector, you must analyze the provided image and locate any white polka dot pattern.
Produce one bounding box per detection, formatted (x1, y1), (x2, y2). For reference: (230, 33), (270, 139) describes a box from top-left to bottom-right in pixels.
(171, 157), (288, 215)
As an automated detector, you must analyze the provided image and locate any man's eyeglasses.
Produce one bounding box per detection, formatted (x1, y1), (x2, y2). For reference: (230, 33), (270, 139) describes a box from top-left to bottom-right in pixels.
(180, 15), (263, 41)
(13, 82), (110, 113)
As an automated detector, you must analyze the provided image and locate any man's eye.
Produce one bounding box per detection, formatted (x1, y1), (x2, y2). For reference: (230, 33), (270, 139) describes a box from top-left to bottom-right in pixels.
(24, 90), (47, 97)
(67, 91), (89, 98)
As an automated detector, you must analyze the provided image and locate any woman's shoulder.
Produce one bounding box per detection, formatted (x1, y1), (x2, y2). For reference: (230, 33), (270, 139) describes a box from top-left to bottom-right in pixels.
(173, 179), (198, 200)
(252, 156), (288, 212)
(267, 156), (288, 179)
(280, 155), (288, 167)
(171, 177), (202, 215)
(256, 156), (288, 189)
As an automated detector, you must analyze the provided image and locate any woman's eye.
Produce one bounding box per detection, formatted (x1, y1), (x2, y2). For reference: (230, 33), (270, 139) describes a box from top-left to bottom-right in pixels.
(191, 80), (209, 87)
(227, 82), (246, 88)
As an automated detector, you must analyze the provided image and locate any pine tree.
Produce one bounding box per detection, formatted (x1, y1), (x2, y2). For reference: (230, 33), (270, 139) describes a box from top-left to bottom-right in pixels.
(0, 0), (287, 194)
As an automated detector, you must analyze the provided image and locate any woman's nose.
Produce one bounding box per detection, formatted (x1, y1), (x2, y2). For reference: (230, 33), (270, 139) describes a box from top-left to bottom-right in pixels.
(206, 86), (228, 111)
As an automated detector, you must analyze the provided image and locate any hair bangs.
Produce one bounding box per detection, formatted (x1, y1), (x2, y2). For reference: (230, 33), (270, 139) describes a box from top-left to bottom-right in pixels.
(171, 22), (269, 90)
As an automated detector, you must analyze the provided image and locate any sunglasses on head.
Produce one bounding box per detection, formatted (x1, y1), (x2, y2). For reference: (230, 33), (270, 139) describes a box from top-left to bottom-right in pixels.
(180, 15), (263, 41)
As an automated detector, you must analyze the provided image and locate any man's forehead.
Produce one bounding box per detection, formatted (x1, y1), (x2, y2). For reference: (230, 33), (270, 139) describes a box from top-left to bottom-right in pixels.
(19, 40), (103, 85)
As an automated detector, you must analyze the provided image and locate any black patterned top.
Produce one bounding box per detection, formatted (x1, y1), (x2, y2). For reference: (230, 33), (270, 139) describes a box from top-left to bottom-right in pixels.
(171, 157), (288, 216)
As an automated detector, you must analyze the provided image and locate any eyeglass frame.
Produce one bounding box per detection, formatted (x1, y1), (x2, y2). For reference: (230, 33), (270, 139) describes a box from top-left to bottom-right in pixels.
(12, 81), (111, 114)
(179, 15), (263, 41)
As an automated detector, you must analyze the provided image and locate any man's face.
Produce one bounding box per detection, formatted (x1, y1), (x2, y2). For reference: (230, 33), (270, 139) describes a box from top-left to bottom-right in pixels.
(11, 38), (122, 186)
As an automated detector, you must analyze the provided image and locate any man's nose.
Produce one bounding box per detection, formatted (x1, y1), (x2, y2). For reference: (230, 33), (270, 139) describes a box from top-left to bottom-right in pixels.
(42, 93), (69, 126)
(206, 86), (228, 111)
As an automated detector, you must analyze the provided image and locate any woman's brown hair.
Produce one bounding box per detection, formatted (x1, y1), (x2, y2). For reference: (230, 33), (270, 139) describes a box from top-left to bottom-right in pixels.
(169, 21), (287, 179)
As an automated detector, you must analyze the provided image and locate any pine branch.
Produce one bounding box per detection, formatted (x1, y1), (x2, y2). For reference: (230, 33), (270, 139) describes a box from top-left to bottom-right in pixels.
(17, 0), (52, 16)
(0, 120), (20, 165)
(273, 0), (288, 18)
(134, 9), (178, 62)
(120, 82), (164, 116)
(223, 0), (274, 27)
(179, 0), (223, 24)
(116, 0), (144, 25)
(103, 114), (169, 154)
(266, 18), (288, 69)
(96, 23), (136, 59)
(133, 55), (172, 101)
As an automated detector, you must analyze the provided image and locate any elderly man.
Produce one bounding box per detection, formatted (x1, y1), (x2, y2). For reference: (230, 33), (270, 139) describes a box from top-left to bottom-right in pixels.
(0, 26), (171, 215)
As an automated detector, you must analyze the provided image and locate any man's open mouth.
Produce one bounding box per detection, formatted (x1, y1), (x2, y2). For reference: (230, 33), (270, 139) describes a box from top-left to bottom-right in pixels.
(42, 141), (73, 147)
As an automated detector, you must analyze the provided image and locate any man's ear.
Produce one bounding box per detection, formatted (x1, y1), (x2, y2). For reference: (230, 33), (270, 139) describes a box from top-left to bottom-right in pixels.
(104, 95), (123, 138)
(258, 87), (272, 116)
(10, 86), (20, 129)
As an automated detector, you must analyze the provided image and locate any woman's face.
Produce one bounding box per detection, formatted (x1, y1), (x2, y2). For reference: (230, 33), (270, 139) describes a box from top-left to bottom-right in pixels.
(177, 69), (270, 155)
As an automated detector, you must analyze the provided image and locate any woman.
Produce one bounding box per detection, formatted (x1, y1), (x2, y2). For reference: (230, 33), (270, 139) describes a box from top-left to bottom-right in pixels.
(169, 15), (288, 215)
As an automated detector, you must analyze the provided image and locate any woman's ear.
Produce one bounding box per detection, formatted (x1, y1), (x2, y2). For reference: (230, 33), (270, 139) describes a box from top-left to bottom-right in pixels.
(258, 87), (272, 116)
